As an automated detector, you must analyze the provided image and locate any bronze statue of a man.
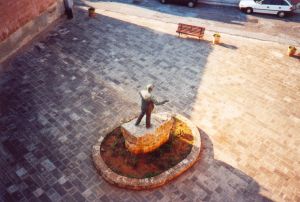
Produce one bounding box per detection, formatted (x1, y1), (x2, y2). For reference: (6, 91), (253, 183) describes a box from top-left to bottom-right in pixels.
(135, 84), (168, 128)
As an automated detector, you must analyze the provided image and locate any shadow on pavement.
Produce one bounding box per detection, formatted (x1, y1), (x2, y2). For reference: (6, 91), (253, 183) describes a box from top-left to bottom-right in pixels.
(219, 43), (238, 50)
(291, 54), (300, 60)
(0, 5), (211, 201)
(176, 129), (273, 201)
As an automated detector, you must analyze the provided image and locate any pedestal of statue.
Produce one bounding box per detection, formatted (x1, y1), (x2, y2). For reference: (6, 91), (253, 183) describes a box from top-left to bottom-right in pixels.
(121, 113), (174, 154)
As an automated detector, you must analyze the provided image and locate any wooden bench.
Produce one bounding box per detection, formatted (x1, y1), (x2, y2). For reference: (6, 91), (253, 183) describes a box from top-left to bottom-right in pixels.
(176, 23), (205, 40)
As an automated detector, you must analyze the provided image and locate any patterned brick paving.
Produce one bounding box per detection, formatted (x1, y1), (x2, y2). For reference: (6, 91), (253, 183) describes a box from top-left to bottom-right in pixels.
(0, 7), (299, 202)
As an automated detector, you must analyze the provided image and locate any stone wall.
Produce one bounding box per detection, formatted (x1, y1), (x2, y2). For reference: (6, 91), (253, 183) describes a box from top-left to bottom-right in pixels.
(0, 0), (65, 64)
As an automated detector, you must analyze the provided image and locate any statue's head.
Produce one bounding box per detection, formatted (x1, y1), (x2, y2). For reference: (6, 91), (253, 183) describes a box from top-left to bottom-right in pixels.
(147, 84), (154, 92)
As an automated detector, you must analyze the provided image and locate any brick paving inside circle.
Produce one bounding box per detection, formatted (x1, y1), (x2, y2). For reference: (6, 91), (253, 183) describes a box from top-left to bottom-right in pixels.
(0, 6), (299, 202)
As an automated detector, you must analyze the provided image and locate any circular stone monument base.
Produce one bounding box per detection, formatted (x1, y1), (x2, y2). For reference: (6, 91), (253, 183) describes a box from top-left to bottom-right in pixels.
(92, 113), (201, 190)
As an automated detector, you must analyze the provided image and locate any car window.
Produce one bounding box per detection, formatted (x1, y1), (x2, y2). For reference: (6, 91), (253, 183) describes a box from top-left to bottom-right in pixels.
(261, 0), (273, 4)
(272, 0), (281, 4)
(281, 0), (289, 5)
(272, 0), (288, 5)
(285, 0), (292, 4)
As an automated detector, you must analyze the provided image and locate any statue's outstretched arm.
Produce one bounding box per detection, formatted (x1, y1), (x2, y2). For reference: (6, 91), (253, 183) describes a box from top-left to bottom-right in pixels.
(151, 95), (169, 105)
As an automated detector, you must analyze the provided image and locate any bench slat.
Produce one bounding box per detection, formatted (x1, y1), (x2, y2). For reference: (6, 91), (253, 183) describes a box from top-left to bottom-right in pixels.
(176, 23), (205, 39)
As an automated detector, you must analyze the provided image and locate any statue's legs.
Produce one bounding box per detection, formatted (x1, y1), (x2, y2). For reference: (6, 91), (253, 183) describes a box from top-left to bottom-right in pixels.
(146, 103), (154, 128)
(136, 102), (154, 128)
(146, 110), (151, 128)
(135, 110), (146, 126)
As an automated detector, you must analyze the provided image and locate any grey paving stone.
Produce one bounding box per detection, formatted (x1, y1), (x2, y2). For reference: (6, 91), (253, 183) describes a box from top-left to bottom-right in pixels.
(33, 188), (44, 198)
(7, 185), (18, 194)
(41, 159), (56, 172)
(16, 168), (28, 178)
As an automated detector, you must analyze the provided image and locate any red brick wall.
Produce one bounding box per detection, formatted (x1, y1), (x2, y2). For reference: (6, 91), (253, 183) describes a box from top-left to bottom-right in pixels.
(0, 0), (57, 42)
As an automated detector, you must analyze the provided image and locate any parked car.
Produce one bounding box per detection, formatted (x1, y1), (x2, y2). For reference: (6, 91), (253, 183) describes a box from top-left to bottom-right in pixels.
(239, 0), (296, 17)
(159, 0), (197, 8)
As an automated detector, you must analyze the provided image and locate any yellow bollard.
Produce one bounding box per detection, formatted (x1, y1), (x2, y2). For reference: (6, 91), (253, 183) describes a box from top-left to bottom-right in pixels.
(88, 7), (96, 17)
(213, 33), (221, 45)
(287, 46), (297, 56)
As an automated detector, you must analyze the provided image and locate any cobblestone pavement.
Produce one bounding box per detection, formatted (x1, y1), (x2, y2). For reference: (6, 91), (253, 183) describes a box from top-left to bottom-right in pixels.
(0, 6), (300, 202)
(78, 0), (300, 46)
